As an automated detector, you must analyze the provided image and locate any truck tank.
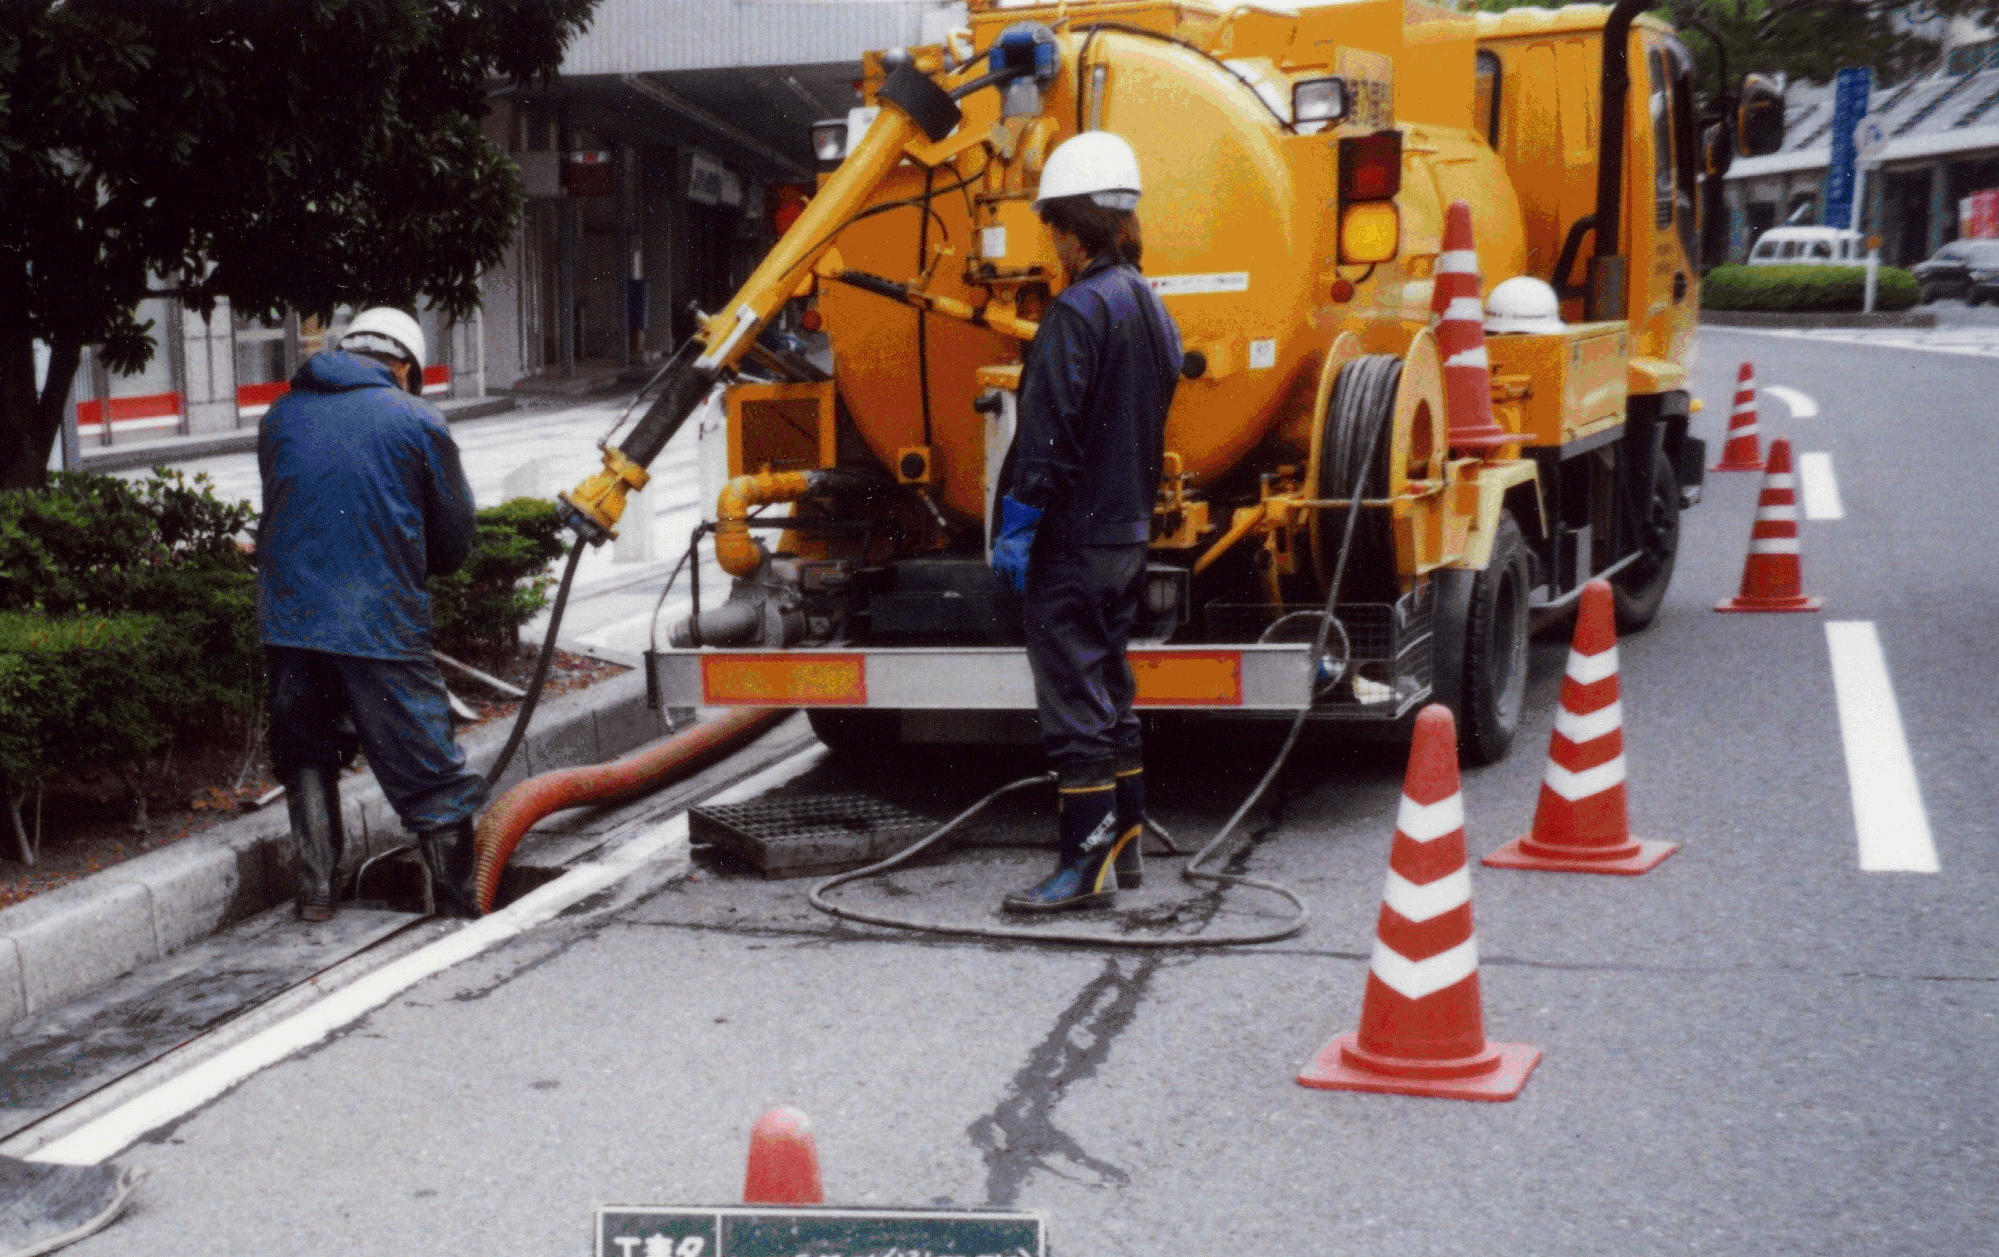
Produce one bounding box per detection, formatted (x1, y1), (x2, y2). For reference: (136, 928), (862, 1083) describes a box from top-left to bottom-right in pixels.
(819, 18), (1528, 523)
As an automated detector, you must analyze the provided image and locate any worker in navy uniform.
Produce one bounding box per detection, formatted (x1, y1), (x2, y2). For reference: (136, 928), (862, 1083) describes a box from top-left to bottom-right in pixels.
(256, 307), (485, 920)
(991, 132), (1183, 913)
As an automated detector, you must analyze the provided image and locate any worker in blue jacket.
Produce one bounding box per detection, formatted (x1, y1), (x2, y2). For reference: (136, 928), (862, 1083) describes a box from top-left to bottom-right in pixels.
(256, 307), (485, 920)
(991, 133), (1183, 913)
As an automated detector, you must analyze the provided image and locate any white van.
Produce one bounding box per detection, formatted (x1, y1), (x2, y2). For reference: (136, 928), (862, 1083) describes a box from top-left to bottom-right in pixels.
(1747, 226), (1865, 264)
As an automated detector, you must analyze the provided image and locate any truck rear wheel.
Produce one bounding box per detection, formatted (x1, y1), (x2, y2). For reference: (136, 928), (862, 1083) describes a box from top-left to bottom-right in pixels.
(807, 708), (900, 757)
(1611, 449), (1681, 633)
(1433, 510), (1530, 767)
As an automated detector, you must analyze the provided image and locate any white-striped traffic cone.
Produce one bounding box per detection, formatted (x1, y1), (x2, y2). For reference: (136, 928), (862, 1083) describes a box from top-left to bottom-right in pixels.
(1298, 704), (1540, 1101)
(1484, 580), (1678, 875)
(1431, 201), (1513, 452)
(1716, 438), (1823, 613)
(1711, 361), (1765, 471)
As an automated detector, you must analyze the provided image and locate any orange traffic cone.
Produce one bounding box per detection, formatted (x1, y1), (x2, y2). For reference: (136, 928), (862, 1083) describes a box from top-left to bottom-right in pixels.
(1431, 201), (1513, 452)
(1298, 704), (1540, 1101)
(743, 1107), (824, 1204)
(1711, 361), (1765, 471)
(1484, 580), (1678, 875)
(1716, 439), (1823, 613)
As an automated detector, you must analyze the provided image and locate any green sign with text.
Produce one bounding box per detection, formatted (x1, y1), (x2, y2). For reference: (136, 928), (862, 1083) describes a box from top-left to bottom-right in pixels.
(597, 1206), (1044, 1257)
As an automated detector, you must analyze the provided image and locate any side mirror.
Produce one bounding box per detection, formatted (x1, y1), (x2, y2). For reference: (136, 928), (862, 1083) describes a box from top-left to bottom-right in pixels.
(1737, 73), (1785, 157)
(1702, 119), (1735, 178)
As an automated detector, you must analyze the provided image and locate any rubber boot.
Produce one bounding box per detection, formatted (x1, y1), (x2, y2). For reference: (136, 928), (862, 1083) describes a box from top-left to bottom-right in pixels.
(1002, 782), (1120, 913)
(1113, 765), (1145, 889)
(417, 819), (482, 920)
(284, 766), (344, 922)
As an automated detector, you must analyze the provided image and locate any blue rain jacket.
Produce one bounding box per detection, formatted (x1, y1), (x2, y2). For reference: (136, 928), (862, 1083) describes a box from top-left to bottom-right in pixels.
(256, 352), (476, 661)
(1007, 252), (1183, 546)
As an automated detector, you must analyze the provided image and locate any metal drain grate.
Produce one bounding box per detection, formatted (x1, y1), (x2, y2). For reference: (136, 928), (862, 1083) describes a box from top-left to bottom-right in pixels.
(690, 792), (938, 879)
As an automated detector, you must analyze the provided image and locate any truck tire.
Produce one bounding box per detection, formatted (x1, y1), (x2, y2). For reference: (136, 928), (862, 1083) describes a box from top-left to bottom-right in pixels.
(1438, 510), (1530, 767)
(1611, 449), (1680, 633)
(807, 708), (900, 757)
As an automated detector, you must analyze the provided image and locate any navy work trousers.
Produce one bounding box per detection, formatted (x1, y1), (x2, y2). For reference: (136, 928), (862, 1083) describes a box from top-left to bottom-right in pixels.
(265, 646), (487, 832)
(1023, 543), (1148, 789)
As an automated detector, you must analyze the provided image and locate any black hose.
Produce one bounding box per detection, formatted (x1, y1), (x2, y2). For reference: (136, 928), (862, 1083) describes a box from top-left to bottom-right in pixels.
(484, 540), (587, 788)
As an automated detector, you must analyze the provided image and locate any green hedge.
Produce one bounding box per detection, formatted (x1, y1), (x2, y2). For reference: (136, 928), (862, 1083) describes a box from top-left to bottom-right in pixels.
(429, 497), (569, 667)
(1702, 263), (1919, 312)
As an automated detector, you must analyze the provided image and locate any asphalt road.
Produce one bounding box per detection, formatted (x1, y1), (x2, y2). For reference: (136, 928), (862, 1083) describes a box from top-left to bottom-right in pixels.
(56, 328), (1999, 1254)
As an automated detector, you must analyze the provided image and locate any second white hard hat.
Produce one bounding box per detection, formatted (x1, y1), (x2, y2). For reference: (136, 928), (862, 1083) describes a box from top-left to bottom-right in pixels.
(1035, 131), (1142, 211)
(1483, 277), (1565, 335)
(340, 307), (427, 372)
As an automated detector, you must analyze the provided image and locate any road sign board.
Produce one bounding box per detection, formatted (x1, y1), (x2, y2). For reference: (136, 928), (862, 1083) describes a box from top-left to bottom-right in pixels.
(597, 1207), (1046, 1257)
(1825, 67), (1874, 230)
(1854, 112), (1888, 161)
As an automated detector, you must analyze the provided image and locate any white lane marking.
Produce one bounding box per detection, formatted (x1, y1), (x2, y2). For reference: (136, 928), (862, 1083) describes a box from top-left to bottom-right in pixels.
(1761, 385), (1819, 420)
(1824, 623), (1937, 874)
(1798, 451), (1845, 520)
(31, 742), (829, 1167)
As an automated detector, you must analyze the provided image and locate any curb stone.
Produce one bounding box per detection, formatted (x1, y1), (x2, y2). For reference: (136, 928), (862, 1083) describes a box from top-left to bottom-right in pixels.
(0, 667), (679, 1033)
(1698, 309), (1937, 330)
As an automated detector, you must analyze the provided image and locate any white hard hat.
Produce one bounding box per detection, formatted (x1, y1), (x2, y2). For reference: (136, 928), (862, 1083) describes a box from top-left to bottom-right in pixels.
(1035, 131), (1142, 211)
(1483, 277), (1564, 335)
(340, 306), (426, 372)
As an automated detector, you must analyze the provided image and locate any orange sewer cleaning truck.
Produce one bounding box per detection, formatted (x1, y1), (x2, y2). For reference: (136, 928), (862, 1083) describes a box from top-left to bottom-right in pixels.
(556, 0), (1785, 765)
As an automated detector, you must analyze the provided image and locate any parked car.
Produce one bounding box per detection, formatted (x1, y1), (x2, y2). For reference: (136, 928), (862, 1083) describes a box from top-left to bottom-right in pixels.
(1910, 238), (1999, 304)
(1746, 226), (1865, 265)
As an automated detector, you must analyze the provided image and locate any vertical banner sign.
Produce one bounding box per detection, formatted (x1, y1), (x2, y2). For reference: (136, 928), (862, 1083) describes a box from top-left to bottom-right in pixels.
(1824, 67), (1873, 230)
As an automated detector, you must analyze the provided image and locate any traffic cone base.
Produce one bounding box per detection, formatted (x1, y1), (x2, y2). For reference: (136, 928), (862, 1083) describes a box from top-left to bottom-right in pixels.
(1298, 1032), (1540, 1101)
(1483, 834), (1678, 875)
(1710, 452), (1766, 472)
(1715, 593), (1823, 613)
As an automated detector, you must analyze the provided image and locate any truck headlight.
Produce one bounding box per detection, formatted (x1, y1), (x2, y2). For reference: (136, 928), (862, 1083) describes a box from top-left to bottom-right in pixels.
(811, 121), (848, 166)
(1293, 77), (1349, 127)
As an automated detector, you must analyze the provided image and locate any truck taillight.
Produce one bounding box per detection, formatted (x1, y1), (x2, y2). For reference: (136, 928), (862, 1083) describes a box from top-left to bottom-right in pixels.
(1338, 131), (1402, 265)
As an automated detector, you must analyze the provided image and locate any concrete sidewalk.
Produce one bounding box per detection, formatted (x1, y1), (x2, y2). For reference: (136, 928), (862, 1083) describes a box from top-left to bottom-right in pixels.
(76, 395), (518, 475)
(0, 670), (701, 1036)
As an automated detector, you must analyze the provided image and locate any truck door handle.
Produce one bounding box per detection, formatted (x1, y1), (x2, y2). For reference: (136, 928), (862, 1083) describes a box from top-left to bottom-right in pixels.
(1673, 271), (1688, 303)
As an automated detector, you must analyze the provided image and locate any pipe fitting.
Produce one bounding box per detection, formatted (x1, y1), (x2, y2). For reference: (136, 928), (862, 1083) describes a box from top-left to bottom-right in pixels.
(715, 470), (816, 577)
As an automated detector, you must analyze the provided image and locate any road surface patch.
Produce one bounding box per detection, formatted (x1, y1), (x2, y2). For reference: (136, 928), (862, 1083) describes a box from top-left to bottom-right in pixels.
(1824, 622), (1938, 874)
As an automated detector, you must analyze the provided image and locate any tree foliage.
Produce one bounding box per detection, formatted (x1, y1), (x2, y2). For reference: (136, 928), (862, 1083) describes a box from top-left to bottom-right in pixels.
(0, 0), (598, 487)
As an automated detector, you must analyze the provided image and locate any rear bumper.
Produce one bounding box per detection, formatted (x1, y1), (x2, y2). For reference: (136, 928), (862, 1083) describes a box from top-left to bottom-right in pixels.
(647, 643), (1318, 711)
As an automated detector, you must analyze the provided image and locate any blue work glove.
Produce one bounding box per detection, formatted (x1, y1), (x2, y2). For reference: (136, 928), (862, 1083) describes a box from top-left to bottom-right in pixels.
(990, 494), (1042, 593)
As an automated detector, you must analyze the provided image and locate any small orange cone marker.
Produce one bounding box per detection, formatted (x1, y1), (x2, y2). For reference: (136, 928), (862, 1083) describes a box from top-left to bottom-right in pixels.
(1298, 705), (1540, 1101)
(1711, 361), (1765, 471)
(1716, 439), (1824, 613)
(1485, 580), (1678, 875)
(1431, 201), (1514, 453)
(743, 1107), (824, 1205)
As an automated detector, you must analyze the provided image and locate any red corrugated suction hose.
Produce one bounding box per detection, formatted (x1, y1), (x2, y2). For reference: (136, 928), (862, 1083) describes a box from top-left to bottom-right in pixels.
(471, 706), (790, 913)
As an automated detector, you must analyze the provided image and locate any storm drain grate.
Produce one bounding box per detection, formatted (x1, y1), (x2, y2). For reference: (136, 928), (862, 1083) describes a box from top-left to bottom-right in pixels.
(690, 792), (938, 879)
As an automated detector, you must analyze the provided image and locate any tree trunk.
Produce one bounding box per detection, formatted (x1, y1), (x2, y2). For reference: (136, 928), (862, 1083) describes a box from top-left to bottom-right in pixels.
(0, 249), (73, 489)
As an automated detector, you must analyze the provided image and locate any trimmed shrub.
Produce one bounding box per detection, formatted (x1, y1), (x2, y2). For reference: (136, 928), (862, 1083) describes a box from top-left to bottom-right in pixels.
(0, 613), (171, 856)
(428, 497), (569, 667)
(1702, 263), (1919, 312)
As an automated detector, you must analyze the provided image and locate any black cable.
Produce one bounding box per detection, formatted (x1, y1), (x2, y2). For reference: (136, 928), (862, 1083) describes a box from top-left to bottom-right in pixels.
(485, 540), (586, 787)
(916, 165), (937, 448)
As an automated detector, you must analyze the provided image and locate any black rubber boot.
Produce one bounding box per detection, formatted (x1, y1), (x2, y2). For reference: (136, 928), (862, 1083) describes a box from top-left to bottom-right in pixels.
(1113, 765), (1145, 889)
(284, 766), (344, 922)
(417, 819), (482, 919)
(1002, 782), (1119, 913)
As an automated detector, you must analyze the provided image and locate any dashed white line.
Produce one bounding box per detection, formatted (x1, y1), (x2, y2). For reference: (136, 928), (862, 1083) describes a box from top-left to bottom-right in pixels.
(1824, 622), (1937, 874)
(1761, 385), (1819, 421)
(29, 743), (830, 1166)
(1797, 451), (1845, 520)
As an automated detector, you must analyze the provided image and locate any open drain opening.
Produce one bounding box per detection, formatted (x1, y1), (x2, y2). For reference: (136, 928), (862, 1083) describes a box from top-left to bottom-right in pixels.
(348, 854), (564, 915)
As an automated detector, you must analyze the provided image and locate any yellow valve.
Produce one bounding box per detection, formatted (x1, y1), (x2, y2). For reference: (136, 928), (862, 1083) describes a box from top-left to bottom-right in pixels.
(559, 447), (652, 540)
(714, 470), (815, 577)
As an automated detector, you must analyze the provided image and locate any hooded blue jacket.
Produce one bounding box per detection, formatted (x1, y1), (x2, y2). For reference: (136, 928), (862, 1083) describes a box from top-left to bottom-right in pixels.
(255, 352), (476, 661)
